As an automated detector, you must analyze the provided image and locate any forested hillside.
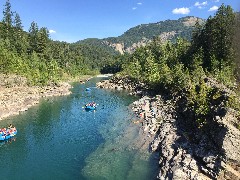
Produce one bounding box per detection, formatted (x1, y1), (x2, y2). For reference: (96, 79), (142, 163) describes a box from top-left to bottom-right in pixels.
(0, 0), (117, 85)
(1, 0), (239, 94)
(110, 16), (204, 46)
(77, 16), (204, 54)
(75, 38), (119, 55)
(119, 4), (240, 128)
(108, 5), (240, 178)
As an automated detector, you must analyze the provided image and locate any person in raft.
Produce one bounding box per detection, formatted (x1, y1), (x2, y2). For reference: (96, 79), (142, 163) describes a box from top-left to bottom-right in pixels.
(7, 124), (16, 134)
(87, 102), (96, 107)
(8, 124), (13, 128)
(0, 128), (9, 136)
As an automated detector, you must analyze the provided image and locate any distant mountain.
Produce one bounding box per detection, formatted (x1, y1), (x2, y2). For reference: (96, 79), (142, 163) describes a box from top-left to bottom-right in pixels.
(77, 16), (205, 54)
(75, 38), (119, 55)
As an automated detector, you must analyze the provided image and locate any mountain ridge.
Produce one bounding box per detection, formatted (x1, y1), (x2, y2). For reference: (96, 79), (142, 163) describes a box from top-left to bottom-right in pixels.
(77, 16), (205, 54)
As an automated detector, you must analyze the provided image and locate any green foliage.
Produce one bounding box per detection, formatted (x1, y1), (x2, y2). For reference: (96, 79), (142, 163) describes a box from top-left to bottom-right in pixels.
(37, 27), (49, 54)
(227, 94), (240, 113)
(100, 55), (126, 74)
(13, 13), (22, 29)
(76, 16), (203, 52)
(114, 17), (201, 48)
(0, 0), (118, 85)
(233, 12), (240, 82)
(188, 78), (212, 127)
(76, 38), (118, 55)
(171, 63), (190, 92)
(2, 0), (12, 26)
(1, 0), (239, 130)
(28, 21), (39, 53)
(214, 66), (235, 87)
(120, 5), (239, 128)
(122, 59), (141, 79)
(190, 4), (236, 73)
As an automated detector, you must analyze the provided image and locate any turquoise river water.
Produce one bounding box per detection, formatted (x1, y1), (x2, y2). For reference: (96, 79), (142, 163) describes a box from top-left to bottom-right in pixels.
(0, 77), (158, 180)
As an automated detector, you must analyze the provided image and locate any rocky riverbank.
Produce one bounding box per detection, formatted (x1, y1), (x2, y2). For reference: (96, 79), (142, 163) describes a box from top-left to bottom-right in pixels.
(0, 74), (74, 120)
(97, 75), (240, 179)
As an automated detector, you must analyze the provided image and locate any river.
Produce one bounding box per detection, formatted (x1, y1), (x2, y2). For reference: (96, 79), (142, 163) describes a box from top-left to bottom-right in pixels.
(0, 77), (158, 180)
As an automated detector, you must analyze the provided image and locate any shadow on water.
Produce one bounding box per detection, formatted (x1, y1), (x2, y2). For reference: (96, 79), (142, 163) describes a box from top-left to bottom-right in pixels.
(0, 77), (158, 179)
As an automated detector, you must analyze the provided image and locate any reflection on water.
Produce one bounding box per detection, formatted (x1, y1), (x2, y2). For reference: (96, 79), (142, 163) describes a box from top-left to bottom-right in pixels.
(0, 137), (17, 147)
(0, 77), (157, 179)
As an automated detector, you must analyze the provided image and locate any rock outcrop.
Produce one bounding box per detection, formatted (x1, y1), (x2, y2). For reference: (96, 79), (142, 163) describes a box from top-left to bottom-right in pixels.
(103, 41), (125, 54)
(97, 75), (240, 180)
(182, 17), (205, 27)
(96, 75), (150, 96)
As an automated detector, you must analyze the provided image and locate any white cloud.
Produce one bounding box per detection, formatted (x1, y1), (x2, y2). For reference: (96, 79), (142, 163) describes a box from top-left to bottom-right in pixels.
(172, 7), (190, 15)
(49, 29), (56, 34)
(194, 1), (208, 9)
(214, 0), (220, 2)
(208, 5), (218, 11)
(132, 3), (142, 10)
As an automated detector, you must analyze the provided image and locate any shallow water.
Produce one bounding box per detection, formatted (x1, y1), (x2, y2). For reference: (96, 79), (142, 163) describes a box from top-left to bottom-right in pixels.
(0, 77), (157, 180)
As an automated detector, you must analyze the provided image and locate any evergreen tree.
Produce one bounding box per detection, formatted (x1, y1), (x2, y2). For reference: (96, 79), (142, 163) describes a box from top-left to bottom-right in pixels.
(233, 13), (240, 82)
(2, 0), (12, 26)
(213, 4), (235, 70)
(191, 20), (203, 44)
(13, 12), (22, 30)
(1, 0), (13, 40)
(12, 12), (26, 55)
(202, 16), (215, 71)
(28, 21), (39, 53)
(37, 27), (49, 54)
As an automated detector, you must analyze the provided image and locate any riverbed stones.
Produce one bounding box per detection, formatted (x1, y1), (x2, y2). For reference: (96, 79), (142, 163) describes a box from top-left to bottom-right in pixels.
(96, 75), (149, 96)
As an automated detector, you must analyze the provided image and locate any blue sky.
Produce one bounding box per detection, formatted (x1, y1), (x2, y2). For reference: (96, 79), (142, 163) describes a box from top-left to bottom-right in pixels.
(0, 0), (239, 42)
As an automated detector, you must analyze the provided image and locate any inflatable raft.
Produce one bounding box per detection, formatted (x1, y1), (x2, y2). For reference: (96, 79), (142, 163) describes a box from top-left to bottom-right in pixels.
(0, 128), (17, 141)
(85, 102), (97, 111)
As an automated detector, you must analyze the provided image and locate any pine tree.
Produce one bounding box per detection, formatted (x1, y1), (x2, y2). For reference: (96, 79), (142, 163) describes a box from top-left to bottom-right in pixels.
(12, 12), (26, 55)
(191, 20), (202, 43)
(2, 0), (13, 39)
(213, 4), (235, 70)
(233, 13), (240, 81)
(37, 27), (49, 54)
(201, 16), (215, 71)
(2, 0), (12, 26)
(13, 12), (22, 30)
(190, 20), (204, 56)
(28, 21), (39, 53)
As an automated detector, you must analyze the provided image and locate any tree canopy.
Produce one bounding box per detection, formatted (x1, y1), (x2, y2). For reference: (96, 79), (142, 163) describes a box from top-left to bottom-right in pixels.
(119, 4), (239, 128)
(0, 0), (119, 85)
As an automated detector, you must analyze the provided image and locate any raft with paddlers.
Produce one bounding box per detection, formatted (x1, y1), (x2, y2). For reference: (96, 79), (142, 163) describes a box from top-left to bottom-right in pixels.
(0, 124), (17, 141)
(85, 102), (97, 111)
